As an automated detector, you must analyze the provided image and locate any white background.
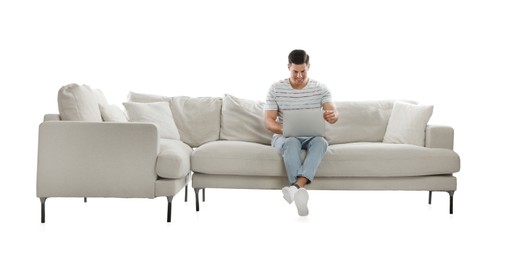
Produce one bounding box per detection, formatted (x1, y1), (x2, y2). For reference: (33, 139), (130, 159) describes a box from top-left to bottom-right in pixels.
(1, 0), (505, 259)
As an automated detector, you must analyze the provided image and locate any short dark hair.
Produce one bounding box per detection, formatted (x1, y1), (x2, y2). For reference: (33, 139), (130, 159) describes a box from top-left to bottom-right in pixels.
(288, 49), (310, 65)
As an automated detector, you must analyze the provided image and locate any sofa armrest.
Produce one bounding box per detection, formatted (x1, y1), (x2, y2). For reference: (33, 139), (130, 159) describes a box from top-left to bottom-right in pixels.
(425, 125), (454, 150)
(37, 121), (159, 198)
(43, 114), (61, 121)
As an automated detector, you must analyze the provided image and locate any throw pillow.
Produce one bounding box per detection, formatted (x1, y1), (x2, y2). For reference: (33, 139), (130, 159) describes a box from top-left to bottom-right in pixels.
(123, 102), (180, 140)
(220, 94), (272, 145)
(99, 104), (128, 122)
(57, 83), (102, 121)
(383, 101), (433, 146)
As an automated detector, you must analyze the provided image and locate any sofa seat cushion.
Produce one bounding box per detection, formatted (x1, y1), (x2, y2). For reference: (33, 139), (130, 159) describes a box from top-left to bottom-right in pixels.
(319, 142), (460, 177)
(191, 141), (460, 178)
(156, 139), (193, 179)
(191, 141), (284, 176)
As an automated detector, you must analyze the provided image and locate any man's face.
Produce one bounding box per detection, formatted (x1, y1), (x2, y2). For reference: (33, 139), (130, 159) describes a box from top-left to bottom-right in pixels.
(288, 63), (309, 85)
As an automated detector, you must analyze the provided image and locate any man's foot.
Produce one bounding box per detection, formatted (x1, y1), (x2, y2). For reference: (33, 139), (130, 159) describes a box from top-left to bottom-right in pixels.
(294, 188), (309, 216)
(282, 186), (298, 204)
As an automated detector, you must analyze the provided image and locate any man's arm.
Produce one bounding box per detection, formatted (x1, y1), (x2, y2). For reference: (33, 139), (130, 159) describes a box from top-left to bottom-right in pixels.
(322, 102), (339, 124)
(264, 110), (283, 134)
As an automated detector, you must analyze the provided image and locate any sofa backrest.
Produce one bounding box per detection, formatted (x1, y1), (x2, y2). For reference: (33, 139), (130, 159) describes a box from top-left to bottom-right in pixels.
(219, 94), (273, 145)
(127, 92), (413, 146)
(217, 96), (405, 145)
(326, 100), (399, 144)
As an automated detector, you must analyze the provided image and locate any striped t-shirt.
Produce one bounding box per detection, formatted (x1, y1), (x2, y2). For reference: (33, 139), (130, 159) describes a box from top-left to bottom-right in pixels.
(264, 78), (333, 123)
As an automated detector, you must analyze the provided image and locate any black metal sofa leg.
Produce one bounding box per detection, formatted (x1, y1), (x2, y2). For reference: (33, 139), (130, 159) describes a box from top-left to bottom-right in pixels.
(40, 198), (47, 223)
(184, 185), (188, 202)
(448, 191), (454, 214)
(194, 188), (200, 211)
(428, 191), (455, 214)
(167, 196), (173, 222)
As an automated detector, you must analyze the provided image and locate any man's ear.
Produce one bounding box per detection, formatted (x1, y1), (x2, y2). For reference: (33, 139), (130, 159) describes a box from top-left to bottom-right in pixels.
(287, 64), (291, 70)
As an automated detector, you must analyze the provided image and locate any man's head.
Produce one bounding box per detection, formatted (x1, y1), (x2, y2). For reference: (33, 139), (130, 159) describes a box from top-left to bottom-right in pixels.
(288, 49), (310, 87)
(288, 49), (310, 65)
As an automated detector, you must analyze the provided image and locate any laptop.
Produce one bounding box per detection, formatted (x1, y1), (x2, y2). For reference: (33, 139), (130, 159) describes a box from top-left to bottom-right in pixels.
(282, 109), (326, 137)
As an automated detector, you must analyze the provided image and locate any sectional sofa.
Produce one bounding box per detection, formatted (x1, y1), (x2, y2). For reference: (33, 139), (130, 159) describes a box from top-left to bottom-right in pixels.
(36, 83), (461, 222)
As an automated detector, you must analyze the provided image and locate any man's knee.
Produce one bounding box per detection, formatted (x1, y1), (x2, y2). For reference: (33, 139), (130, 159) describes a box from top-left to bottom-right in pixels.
(311, 136), (328, 149)
(282, 137), (301, 150)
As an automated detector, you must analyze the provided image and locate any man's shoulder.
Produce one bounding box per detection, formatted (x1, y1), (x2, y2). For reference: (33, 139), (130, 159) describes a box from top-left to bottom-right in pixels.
(271, 79), (290, 87)
(269, 79), (291, 91)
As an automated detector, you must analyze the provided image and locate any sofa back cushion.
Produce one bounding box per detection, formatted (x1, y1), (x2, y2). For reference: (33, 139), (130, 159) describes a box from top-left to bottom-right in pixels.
(325, 100), (402, 144)
(169, 96), (222, 147)
(58, 83), (103, 121)
(128, 92), (221, 147)
(219, 94), (273, 145)
(123, 101), (180, 140)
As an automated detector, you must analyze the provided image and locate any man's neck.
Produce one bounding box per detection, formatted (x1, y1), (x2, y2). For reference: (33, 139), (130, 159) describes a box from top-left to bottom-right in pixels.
(289, 78), (309, 89)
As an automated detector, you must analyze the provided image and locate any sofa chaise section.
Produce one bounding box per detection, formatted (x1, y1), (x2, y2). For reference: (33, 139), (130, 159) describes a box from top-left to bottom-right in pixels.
(37, 84), (192, 222)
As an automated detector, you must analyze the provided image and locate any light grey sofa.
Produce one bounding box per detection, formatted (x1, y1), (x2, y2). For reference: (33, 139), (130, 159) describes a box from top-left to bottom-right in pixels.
(37, 84), (460, 223)
(127, 91), (461, 215)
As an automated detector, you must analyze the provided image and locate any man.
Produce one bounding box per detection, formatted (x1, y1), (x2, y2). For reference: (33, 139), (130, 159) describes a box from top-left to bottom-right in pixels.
(264, 49), (339, 216)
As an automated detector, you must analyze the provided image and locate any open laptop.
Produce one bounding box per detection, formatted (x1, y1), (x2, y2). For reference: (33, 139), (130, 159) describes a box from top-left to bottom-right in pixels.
(282, 109), (326, 137)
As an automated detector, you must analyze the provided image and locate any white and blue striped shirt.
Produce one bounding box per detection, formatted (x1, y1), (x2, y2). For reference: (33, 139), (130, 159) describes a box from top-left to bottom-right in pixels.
(264, 78), (333, 123)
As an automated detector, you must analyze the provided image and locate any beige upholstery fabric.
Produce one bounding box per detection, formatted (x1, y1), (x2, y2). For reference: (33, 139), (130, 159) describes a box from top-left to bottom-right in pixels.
(128, 91), (169, 102)
(191, 141), (284, 175)
(191, 141), (460, 178)
(220, 94), (272, 145)
(93, 88), (109, 107)
(57, 83), (102, 121)
(325, 100), (397, 144)
(127, 92), (222, 147)
(192, 173), (457, 191)
(425, 125), (454, 149)
(169, 96), (222, 147)
(156, 139), (193, 179)
(123, 102), (180, 140)
(319, 142), (460, 177)
(99, 104), (128, 122)
(155, 175), (190, 197)
(383, 101), (434, 146)
(37, 121), (159, 198)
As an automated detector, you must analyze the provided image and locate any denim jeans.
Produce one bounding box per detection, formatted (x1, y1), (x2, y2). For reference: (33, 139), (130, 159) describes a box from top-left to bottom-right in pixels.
(272, 135), (328, 185)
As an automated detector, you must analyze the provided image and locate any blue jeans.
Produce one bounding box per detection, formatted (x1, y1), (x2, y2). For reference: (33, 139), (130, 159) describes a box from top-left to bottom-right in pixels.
(272, 135), (328, 185)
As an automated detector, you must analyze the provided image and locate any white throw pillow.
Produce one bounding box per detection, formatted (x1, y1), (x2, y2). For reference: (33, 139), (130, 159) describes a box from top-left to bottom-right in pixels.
(220, 94), (272, 145)
(58, 83), (102, 121)
(383, 101), (433, 146)
(99, 104), (128, 122)
(123, 102), (180, 140)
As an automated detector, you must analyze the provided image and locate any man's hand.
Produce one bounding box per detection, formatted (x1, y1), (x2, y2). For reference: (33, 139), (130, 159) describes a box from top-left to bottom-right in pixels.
(323, 110), (338, 124)
(322, 102), (339, 124)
